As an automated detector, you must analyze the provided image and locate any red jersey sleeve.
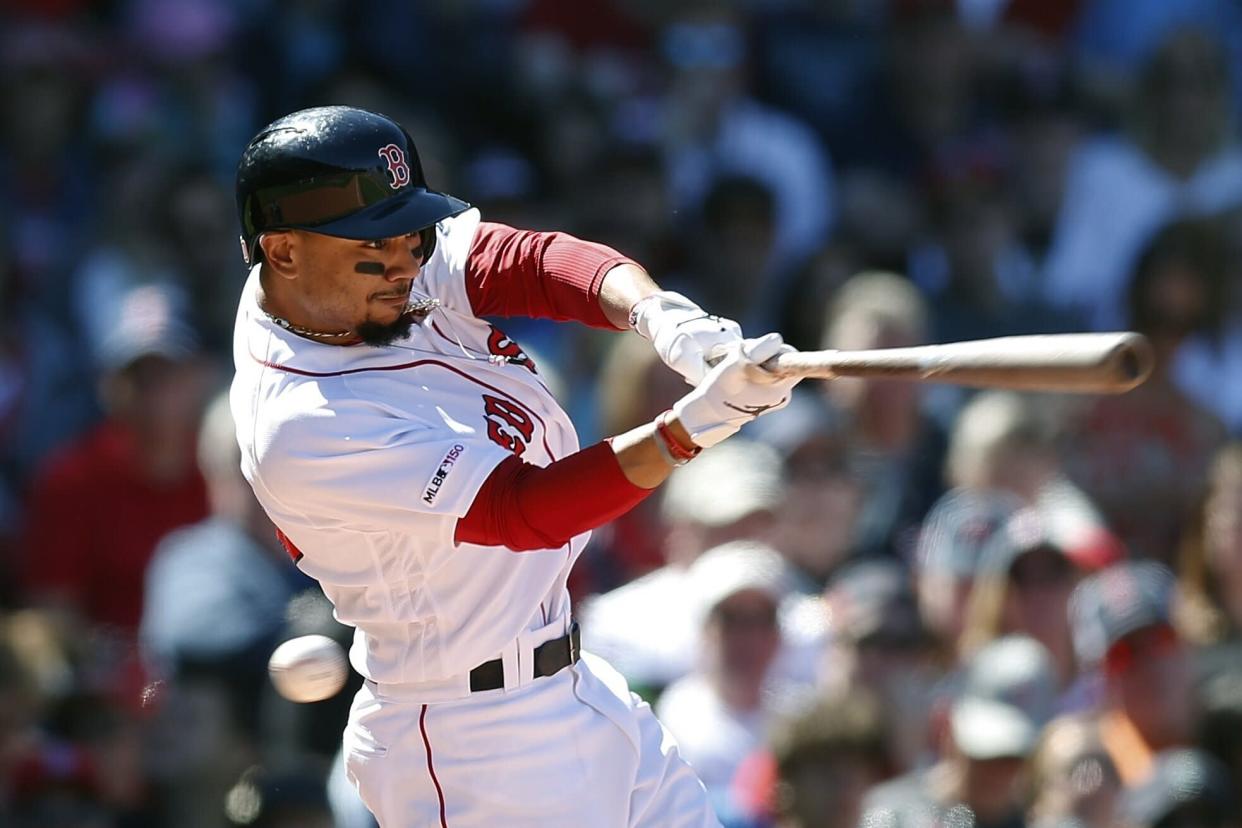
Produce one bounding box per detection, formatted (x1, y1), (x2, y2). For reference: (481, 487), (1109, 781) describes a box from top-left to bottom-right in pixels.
(464, 222), (634, 330)
(454, 441), (653, 551)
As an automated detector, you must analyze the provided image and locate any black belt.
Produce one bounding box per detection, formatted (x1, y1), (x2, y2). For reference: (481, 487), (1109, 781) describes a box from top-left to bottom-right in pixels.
(468, 621), (581, 692)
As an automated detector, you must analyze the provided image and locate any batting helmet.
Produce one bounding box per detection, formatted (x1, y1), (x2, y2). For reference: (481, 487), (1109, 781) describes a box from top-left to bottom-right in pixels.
(235, 106), (470, 265)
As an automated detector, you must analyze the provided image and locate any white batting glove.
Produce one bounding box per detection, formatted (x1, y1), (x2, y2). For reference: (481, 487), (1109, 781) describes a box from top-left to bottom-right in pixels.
(672, 333), (799, 448)
(629, 291), (744, 386)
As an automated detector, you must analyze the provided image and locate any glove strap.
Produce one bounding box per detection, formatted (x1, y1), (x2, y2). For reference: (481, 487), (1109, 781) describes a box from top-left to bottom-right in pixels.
(627, 291), (699, 335)
(655, 410), (702, 465)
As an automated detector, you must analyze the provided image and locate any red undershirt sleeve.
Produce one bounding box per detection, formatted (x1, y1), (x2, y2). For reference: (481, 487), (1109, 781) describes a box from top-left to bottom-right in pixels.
(464, 222), (634, 330)
(454, 441), (653, 551)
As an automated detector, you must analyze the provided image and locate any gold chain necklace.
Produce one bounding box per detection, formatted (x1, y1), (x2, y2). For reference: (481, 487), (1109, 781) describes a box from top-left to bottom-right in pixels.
(261, 310), (356, 341)
(260, 297), (442, 342)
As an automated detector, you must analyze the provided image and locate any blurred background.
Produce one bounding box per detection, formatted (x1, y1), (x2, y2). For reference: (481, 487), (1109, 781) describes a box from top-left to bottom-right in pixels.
(3, 0), (1242, 826)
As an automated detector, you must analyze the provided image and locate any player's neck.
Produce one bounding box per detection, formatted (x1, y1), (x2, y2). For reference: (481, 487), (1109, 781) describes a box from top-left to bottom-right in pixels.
(255, 267), (299, 323)
(256, 272), (358, 345)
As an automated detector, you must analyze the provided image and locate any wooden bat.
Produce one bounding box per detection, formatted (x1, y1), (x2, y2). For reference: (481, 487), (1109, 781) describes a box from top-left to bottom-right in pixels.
(760, 332), (1153, 394)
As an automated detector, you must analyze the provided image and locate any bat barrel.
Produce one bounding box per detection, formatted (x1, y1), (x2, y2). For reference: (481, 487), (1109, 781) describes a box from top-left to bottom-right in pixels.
(765, 332), (1154, 394)
(1115, 336), (1150, 384)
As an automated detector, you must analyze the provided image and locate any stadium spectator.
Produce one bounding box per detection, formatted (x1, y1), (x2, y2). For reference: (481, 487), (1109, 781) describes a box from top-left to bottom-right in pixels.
(959, 508), (1094, 694)
(656, 541), (794, 818)
(1070, 562), (1196, 785)
(818, 271), (946, 559)
(732, 691), (892, 828)
(658, 7), (835, 274)
(914, 487), (1021, 654)
(912, 155), (1071, 347)
(749, 390), (862, 588)
(21, 285), (210, 686)
(581, 439), (785, 695)
(1119, 749), (1238, 828)
(1065, 220), (1227, 562)
(1170, 207), (1242, 433)
(940, 391), (1117, 570)
(819, 560), (940, 773)
(679, 174), (780, 327)
(1177, 442), (1242, 662)
(140, 391), (310, 737)
(1044, 28), (1242, 330)
(862, 635), (1059, 828)
(1028, 714), (1121, 828)
(583, 332), (693, 589)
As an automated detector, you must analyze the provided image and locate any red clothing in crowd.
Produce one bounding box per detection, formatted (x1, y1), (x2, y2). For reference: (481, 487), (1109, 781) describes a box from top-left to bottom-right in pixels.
(23, 420), (209, 631)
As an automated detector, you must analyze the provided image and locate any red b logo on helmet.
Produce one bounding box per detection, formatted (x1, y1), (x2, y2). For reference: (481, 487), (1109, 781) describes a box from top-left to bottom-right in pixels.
(377, 144), (411, 189)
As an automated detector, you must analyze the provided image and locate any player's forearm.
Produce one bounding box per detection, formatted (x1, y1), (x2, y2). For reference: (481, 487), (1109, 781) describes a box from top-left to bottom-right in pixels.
(454, 415), (696, 550)
(456, 440), (655, 550)
(598, 262), (660, 331)
(608, 415), (696, 489)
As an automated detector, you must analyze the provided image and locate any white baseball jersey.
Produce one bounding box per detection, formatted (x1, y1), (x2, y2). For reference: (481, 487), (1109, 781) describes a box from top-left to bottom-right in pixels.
(230, 208), (585, 686)
(232, 210), (721, 826)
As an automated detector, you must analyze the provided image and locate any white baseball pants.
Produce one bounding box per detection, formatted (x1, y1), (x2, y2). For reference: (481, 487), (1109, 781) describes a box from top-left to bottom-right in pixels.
(343, 652), (721, 827)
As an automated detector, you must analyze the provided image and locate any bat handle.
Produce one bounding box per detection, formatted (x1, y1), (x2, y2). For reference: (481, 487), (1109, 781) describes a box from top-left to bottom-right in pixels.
(704, 344), (815, 381)
(760, 350), (838, 380)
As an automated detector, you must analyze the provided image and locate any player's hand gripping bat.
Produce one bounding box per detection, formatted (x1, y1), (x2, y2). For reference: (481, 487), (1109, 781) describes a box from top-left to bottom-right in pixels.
(757, 332), (1153, 394)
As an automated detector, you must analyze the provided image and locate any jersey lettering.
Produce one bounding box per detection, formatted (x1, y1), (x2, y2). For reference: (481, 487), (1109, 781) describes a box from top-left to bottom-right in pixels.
(487, 326), (538, 375)
(483, 394), (534, 456)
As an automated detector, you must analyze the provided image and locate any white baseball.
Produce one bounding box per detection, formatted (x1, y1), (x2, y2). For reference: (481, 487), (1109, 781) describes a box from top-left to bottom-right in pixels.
(268, 634), (348, 703)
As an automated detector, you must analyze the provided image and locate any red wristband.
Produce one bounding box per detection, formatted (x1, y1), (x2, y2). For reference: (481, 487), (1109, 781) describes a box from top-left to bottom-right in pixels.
(655, 410), (702, 464)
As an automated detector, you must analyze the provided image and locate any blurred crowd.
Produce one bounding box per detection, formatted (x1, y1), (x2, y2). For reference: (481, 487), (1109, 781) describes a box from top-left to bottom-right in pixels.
(3, 0), (1242, 826)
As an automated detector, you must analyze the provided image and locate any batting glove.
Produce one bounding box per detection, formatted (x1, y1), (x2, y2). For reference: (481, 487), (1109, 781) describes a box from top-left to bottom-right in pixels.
(672, 333), (799, 448)
(630, 291), (744, 386)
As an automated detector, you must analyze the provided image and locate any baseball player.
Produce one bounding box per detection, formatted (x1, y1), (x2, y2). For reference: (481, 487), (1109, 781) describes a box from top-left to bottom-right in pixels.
(230, 106), (800, 827)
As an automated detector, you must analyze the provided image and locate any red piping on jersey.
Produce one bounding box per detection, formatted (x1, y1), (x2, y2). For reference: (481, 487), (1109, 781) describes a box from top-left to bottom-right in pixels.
(249, 346), (559, 460)
(420, 704), (449, 827)
(429, 319), (452, 344)
(274, 527), (304, 564)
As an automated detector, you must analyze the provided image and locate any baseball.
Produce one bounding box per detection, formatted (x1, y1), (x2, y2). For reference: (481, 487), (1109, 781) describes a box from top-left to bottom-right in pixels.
(268, 634), (348, 703)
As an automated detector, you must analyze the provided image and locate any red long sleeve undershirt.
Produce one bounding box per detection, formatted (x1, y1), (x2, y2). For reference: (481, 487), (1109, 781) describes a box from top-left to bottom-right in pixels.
(464, 222), (633, 330)
(452, 224), (650, 549)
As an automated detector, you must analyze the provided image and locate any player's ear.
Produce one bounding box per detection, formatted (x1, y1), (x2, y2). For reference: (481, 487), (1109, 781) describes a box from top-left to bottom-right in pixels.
(260, 231), (298, 280)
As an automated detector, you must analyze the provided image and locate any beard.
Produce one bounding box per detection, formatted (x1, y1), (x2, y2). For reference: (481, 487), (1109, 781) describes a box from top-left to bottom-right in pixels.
(355, 313), (415, 347)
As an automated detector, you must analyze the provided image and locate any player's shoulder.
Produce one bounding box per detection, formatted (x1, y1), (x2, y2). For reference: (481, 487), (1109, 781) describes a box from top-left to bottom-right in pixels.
(435, 206), (482, 254)
(419, 207), (483, 309)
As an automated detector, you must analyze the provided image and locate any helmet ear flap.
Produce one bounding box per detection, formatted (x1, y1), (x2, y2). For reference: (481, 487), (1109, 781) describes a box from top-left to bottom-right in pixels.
(419, 225), (437, 262)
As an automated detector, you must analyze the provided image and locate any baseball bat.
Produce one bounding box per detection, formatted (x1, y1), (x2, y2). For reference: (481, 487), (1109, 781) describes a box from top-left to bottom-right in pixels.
(761, 332), (1153, 393)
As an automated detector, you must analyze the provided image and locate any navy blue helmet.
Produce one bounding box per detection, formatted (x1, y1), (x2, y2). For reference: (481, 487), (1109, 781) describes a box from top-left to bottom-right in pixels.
(235, 106), (469, 265)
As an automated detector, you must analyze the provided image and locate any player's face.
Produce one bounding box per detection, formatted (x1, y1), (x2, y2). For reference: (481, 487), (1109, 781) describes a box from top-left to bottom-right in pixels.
(290, 230), (427, 344)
